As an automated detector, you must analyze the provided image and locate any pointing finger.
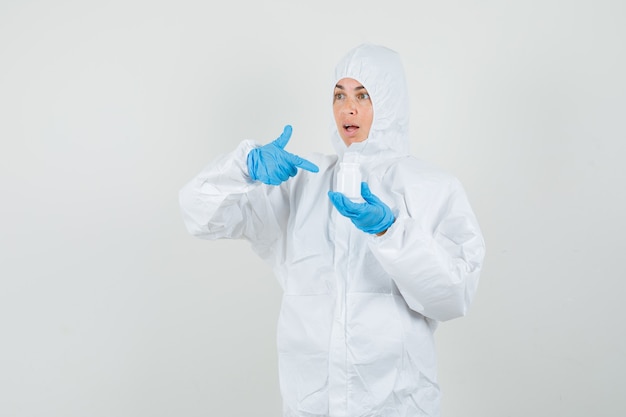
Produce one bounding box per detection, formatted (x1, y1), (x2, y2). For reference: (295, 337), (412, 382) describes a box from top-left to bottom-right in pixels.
(283, 151), (319, 173)
(293, 155), (319, 173)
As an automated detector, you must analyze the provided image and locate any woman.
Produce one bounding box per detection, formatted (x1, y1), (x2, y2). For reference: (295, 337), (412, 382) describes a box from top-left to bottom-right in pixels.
(179, 43), (485, 417)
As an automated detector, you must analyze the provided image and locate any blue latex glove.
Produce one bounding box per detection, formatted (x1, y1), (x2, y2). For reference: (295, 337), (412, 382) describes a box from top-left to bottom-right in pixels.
(328, 182), (395, 235)
(247, 125), (319, 185)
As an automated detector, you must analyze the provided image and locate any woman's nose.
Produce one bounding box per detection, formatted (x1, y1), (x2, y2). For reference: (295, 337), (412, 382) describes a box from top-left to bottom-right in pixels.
(342, 98), (357, 114)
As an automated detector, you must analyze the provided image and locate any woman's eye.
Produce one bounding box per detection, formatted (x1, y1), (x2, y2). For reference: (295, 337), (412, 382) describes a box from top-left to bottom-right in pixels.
(358, 93), (370, 100)
(334, 93), (345, 101)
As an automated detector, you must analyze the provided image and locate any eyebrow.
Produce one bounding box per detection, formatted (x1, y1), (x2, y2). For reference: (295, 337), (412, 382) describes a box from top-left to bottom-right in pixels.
(335, 83), (367, 91)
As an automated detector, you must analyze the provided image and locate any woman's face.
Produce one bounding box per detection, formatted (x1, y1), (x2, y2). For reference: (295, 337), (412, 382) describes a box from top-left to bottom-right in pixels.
(333, 77), (374, 146)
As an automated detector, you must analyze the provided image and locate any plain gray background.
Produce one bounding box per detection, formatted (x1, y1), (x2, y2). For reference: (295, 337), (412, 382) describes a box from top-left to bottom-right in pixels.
(1, 0), (625, 416)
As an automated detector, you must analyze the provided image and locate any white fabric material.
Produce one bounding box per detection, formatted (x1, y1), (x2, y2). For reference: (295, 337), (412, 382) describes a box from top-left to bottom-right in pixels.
(179, 43), (485, 417)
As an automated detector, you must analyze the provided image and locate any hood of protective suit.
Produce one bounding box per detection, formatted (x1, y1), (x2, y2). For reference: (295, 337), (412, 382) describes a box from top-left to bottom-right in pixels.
(331, 43), (411, 158)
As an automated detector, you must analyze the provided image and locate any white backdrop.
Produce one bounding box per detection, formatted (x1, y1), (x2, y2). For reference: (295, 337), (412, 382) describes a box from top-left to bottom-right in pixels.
(1, 1), (625, 416)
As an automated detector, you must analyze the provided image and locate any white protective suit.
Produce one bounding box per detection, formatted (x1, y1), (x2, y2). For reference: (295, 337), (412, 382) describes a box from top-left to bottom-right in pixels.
(179, 43), (485, 417)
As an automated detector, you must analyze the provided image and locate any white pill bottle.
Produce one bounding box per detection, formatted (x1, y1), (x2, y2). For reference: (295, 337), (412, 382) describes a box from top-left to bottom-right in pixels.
(336, 152), (362, 202)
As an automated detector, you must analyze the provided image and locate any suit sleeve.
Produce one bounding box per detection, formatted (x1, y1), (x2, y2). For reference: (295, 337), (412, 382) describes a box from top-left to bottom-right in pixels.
(368, 177), (485, 322)
(178, 140), (288, 259)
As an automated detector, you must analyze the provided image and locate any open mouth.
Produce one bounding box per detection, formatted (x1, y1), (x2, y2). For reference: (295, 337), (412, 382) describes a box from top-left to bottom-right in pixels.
(343, 124), (359, 133)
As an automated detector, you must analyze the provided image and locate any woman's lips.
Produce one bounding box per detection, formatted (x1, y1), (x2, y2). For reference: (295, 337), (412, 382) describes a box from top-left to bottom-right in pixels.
(344, 124), (359, 134)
